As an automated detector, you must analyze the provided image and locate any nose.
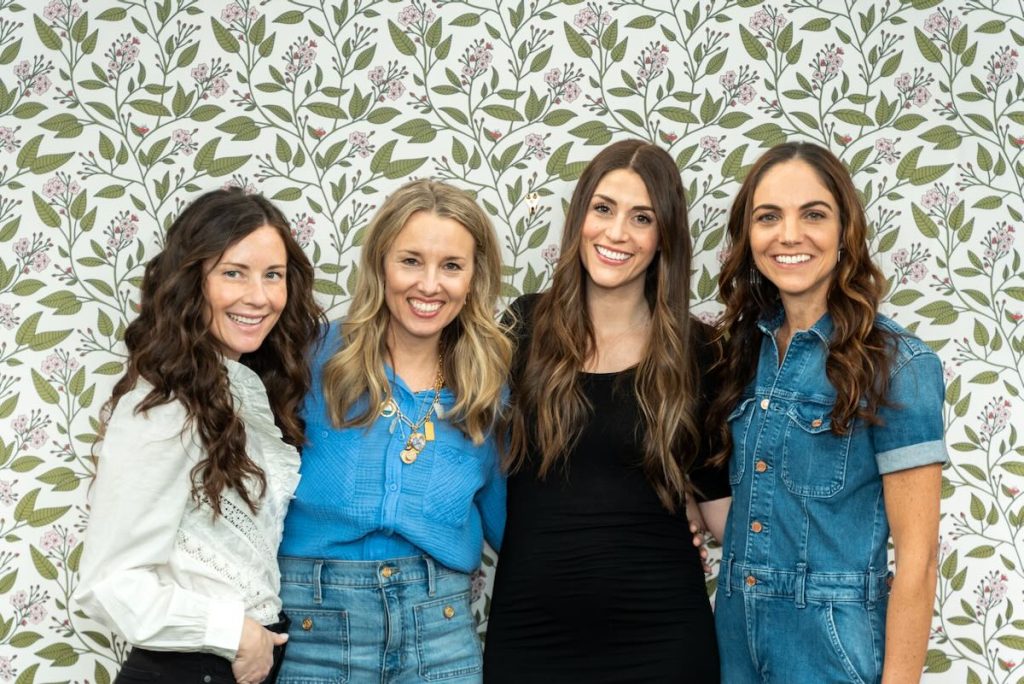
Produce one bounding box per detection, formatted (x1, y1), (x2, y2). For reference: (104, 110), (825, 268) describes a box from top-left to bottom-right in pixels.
(779, 214), (802, 245)
(417, 266), (442, 294)
(604, 213), (628, 242)
(242, 278), (270, 306)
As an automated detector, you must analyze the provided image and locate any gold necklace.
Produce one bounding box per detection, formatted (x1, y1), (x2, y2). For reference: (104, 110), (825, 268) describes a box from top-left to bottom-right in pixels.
(379, 356), (444, 464)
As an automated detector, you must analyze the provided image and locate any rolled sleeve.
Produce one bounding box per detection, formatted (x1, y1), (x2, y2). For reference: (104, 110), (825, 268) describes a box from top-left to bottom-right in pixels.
(873, 350), (948, 474)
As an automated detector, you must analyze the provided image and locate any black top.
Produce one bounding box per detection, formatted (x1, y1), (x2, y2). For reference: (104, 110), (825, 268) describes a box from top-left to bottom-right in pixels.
(483, 295), (727, 684)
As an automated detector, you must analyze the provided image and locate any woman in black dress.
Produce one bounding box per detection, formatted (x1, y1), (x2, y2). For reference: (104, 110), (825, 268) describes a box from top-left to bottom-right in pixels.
(483, 139), (730, 683)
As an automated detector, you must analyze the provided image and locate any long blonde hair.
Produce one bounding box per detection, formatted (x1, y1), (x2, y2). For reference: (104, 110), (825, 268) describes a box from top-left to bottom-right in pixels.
(322, 180), (511, 444)
(506, 140), (705, 511)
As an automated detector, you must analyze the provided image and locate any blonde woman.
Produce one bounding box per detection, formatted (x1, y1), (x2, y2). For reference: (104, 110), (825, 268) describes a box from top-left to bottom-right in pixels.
(276, 180), (512, 683)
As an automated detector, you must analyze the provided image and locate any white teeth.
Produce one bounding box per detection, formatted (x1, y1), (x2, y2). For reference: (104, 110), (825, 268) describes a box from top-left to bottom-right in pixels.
(227, 313), (264, 325)
(410, 300), (442, 313)
(775, 254), (811, 264)
(595, 245), (631, 262)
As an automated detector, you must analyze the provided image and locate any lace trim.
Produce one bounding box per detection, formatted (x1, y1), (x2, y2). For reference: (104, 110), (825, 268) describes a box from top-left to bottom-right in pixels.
(175, 528), (278, 623)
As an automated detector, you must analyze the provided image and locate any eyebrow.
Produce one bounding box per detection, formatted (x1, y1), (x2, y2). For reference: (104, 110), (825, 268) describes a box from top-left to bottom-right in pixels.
(394, 249), (469, 261)
(752, 200), (834, 213)
(593, 193), (654, 213)
(218, 261), (287, 270)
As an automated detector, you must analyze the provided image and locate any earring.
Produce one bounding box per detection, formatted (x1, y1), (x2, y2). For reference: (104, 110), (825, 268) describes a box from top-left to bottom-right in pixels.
(837, 249), (843, 264)
(749, 268), (762, 286)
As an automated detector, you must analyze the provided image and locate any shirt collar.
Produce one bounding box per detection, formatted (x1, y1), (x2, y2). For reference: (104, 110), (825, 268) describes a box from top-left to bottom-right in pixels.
(756, 307), (834, 343)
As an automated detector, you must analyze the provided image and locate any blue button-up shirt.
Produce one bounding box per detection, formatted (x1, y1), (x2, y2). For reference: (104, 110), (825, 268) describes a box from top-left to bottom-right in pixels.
(279, 321), (505, 573)
(721, 310), (947, 597)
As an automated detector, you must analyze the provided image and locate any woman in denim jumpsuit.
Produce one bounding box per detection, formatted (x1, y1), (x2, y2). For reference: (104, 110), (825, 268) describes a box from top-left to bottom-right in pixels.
(707, 143), (946, 683)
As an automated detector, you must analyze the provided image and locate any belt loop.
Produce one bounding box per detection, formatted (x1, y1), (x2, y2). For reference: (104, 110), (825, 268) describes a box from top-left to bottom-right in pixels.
(723, 555), (733, 598)
(425, 556), (436, 597)
(866, 566), (878, 604)
(312, 560), (324, 605)
(794, 562), (807, 608)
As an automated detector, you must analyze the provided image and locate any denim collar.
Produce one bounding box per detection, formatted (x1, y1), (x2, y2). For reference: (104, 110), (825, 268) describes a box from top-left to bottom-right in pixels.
(756, 307), (834, 344)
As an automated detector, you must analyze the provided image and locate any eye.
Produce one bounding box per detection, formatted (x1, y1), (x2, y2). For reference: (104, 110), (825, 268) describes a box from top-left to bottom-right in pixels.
(222, 269), (242, 278)
(442, 261), (464, 272)
(754, 212), (778, 224)
(805, 210), (827, 221)
(592, 202), (611, 214)
(266, 270), (286, 281)
(400, 257), (420, 267)
(633, 213), (654, 225)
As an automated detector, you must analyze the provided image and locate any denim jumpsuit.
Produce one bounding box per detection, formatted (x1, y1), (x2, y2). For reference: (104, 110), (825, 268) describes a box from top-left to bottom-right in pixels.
(715, 311), (947, 683)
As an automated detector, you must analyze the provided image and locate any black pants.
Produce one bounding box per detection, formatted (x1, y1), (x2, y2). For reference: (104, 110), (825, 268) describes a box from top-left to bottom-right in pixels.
(114, 613), (289, 683)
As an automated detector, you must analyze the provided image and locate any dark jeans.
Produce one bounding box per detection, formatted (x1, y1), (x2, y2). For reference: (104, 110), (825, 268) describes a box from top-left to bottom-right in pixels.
(114, 613), (289, 683)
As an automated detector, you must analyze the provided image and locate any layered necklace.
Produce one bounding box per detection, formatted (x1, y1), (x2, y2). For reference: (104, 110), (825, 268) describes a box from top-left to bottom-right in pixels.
(379, 355), (444, 464)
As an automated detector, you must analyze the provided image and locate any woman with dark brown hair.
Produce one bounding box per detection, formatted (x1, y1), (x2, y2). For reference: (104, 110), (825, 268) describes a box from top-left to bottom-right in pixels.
(709, 141), (945, 683)
(75, 189), (323, 684)
(483, 139), (730, 682)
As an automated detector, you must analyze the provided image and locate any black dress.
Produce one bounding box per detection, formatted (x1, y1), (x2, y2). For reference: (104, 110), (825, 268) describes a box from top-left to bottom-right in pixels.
(483, 295), (729, 684)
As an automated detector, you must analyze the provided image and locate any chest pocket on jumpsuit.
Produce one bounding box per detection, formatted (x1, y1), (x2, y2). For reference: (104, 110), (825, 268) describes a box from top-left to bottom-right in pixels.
(781, 401), (852, 497)
(726, 396), (757, 486)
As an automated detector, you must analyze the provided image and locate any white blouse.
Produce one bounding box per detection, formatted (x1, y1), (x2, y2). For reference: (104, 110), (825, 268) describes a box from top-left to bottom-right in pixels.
(74, 360), (300, 660)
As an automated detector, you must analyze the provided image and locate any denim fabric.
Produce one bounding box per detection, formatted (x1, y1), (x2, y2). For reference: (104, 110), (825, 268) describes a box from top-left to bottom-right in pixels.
(277, 555), (482, 684)
(280, 320), (505, 574)
(715, 311), (947, 683)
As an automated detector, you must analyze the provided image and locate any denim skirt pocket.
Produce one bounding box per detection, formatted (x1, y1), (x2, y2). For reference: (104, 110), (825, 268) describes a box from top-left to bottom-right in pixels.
(413, 590), (482, 681)
(781, 402), (851, 497)
(822, 602), (880, 684)
(276, 608), (350, 684)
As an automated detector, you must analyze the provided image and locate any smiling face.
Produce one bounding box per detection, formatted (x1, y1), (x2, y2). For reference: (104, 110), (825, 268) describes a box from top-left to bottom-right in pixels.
(749, 159), (842, 320)
(578, 168), (660, 298)
(203, 225), (288, 360)
(383, 210), (476, 351)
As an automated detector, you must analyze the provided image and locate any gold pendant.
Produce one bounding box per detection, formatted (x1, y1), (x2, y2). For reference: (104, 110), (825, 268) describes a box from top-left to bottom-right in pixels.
(400, 447), (418, 464)
(380, 399), (397, 418)
(424, 420), (434, 441)
(408, 432), (427, 451)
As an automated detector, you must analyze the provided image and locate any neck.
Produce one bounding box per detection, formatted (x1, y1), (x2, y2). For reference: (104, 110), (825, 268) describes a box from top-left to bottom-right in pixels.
(386, 327), (441, 391)
(780, 298), (827, 332)
(586, 281), (650, 334)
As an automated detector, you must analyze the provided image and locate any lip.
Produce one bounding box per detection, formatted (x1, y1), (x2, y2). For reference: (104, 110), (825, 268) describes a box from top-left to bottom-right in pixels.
(771, 253), (813, 266)
(408, 298), (444, 318)
(594, 244), (633, 265)
(226, 312), (268, 327)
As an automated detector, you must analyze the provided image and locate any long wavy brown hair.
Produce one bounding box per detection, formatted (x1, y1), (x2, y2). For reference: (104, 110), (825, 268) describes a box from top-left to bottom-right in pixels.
(507, 139), (705, 511)
(104, 189), (323, 514)
(321, 180), (512, 445)
(708, 141), (894, 466)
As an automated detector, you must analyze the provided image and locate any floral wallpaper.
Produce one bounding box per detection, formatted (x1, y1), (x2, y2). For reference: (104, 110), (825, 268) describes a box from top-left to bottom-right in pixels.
(0, 0), (1022, 681)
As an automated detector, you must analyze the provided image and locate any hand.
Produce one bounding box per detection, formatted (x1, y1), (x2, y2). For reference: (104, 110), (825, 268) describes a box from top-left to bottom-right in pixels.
(686, 494), (711, 574)
(232, 617), (288, 684)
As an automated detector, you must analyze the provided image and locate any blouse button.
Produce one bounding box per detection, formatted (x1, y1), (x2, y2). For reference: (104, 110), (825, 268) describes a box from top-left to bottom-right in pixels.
(203, 676), (212, 683)
(759, 398), (769, 410)
(750, 521), (763, 533)
(302, 617), (313, 631)
(755, 460), (768, 473)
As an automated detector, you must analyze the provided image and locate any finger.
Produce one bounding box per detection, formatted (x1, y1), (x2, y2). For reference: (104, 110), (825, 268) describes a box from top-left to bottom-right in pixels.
(271, 631), (289, 645)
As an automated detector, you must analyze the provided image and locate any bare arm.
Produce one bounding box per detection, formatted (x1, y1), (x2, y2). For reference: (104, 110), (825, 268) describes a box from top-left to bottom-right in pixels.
(881, 463), (942, 684)
(697, 497), (731, 544)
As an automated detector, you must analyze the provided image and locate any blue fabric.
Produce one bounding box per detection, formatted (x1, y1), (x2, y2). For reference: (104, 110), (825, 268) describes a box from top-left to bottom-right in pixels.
(279, 320), (505, 574)
(277, 555), (482, 683)
(716, 310), (947, 683)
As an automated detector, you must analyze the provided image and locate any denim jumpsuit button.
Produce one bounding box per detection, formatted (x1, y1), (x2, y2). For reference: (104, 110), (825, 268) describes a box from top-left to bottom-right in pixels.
(759, 398), (769, 410)
(754, 460), (768, 473)
(380, 566), (394, 578)
(745, 575), (756, 587)
(301, 617), (313, 631)
(750, 521), (763, 533)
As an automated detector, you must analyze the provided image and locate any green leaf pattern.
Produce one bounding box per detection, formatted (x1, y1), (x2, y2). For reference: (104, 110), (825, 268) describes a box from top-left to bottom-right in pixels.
(0, 1), (1021, 681)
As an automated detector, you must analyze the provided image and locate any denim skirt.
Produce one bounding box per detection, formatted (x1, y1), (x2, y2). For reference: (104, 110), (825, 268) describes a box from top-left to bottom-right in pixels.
(277, 555), (482, 683)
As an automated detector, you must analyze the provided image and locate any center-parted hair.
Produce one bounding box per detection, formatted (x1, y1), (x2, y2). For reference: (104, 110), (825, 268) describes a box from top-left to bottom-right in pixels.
(506, 139), (707, 511)
(321, 180), (512, 444)
(708, 141), (895, 467)
(105, 188), (324, 514)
